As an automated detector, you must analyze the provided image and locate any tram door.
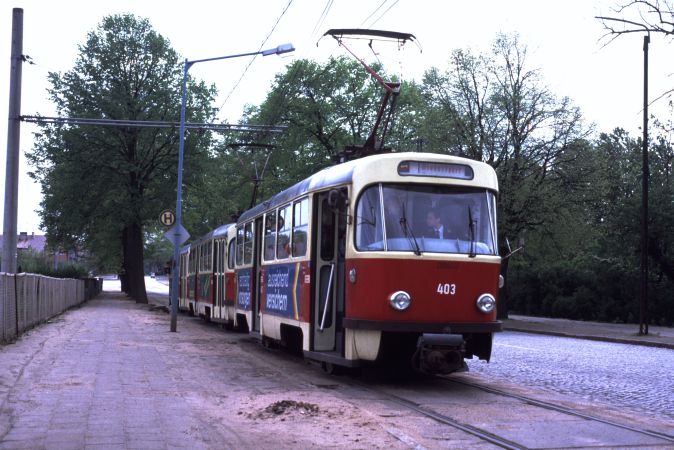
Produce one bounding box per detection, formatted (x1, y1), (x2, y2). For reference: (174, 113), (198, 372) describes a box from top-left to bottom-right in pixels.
(252, 217), (263, 332)
(313, 189), (347, 352)
(215, 239), (225, 320)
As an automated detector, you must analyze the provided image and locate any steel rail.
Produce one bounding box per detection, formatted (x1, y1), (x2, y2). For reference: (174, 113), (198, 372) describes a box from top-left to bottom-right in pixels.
(446, 377), (674, 444)
(375, 389), (527, 450)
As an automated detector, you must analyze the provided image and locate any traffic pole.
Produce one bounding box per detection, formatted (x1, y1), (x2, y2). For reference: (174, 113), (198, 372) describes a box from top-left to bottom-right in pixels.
(2, 8), (23, 274)
(639, 35), (649, 336)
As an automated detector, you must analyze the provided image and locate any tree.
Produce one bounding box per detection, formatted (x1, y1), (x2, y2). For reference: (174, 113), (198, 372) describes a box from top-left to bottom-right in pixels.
(597, 1), (674, 39)
(417, 34), (590, 316)
(224, 57), (389, 205)
(597, 1), (674, 102)
(28, 14), (216, 302)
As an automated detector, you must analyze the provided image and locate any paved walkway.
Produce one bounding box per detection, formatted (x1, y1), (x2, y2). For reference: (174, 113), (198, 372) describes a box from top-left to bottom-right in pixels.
(503, 314), (674, 349)
(0, 291), (207, 450)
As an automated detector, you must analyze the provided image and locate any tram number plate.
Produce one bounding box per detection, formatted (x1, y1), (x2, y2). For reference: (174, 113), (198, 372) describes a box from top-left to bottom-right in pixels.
(437, 283), (457, 296)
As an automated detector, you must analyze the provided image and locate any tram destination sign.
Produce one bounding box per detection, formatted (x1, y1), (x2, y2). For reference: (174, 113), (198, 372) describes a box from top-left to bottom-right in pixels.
(398, 160), (474, 180)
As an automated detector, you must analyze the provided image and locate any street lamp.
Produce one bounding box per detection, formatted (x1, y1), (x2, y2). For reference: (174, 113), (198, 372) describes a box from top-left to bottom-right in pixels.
(169, 43), (295, 332)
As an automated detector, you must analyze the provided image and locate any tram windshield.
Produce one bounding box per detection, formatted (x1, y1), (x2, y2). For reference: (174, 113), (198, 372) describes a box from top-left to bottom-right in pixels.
(355, 184), (498, 255)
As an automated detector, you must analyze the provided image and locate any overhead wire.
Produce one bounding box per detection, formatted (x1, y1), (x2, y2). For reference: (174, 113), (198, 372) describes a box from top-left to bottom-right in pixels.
(367, 0), (399, 28)
(216, 0), (295, 118)
(358, 0), (389, 28)
(311, 0), (335, 39)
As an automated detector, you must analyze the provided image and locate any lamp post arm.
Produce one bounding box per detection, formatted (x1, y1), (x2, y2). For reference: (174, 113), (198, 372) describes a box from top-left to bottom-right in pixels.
(168, 43), (294, 333)
(188, 51), (263, 66)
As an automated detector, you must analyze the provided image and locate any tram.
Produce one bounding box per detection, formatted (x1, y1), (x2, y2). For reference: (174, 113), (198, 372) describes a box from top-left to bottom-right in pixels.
(231, 152), (501, 374)
(180, 223), (237, 324)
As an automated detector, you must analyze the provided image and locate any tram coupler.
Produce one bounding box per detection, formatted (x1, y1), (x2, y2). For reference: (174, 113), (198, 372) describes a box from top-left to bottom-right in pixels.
(413, 333), (467, 375)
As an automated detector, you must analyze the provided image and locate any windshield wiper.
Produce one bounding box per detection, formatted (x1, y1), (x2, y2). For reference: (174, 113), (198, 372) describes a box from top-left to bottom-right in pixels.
(399, 201), (421, 256)
(468, 206), (477, 258)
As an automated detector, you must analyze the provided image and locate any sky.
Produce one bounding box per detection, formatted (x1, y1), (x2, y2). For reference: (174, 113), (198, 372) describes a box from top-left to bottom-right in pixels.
(1, 0), (674, 234)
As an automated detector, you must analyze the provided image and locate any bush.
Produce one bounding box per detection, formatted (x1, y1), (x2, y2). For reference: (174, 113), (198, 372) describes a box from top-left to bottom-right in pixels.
(17, 250), (89, 279)
(506, 255), (672, 325)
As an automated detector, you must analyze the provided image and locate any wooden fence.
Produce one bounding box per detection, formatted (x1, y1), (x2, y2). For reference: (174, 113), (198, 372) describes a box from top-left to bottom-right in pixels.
(0, 274), (101, 343)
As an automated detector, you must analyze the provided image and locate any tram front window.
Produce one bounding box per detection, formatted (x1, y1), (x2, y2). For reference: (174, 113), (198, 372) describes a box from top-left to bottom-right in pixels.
(355, 184), (497, 255)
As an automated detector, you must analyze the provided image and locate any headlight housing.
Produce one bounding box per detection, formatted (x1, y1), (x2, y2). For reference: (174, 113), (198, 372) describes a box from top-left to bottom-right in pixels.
(389, 291), (412, 311)
(476, 293), (496, 314)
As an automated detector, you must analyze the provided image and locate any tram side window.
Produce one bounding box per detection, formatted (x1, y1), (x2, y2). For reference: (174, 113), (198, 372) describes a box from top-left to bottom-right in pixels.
(277, 205), (291, 259)
(263, 211), (277, 261)
(244, 222), (254, 265)
(220, 240), (226, 273)
(206, 242), (213, 272)
(213, 241), (219, 274)
(292, 198), (308, 257)
(228, 239), (236, 269)
(236, 226), (244, 266)
(355, 185), (384, 251)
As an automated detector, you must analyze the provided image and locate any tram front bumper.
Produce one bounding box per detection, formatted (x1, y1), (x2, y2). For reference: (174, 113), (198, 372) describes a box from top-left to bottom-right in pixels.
(413, 333), (467, 375)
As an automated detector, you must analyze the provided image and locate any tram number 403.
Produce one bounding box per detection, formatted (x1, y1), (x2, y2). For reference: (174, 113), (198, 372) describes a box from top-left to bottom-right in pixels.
(437, 283), (457, 295)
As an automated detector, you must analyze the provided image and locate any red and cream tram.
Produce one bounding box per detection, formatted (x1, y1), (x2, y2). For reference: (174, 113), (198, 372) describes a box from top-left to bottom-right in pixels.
(232, 152), (501, 374)
(178, 243), (190, 312)
(180, 223), (237, 325)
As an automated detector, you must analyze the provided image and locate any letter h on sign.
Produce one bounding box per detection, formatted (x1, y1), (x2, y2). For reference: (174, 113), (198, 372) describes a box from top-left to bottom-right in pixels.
(160, 210), (176, 227)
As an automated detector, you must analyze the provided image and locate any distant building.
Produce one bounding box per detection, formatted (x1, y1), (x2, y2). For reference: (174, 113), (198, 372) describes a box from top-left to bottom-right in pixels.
(0, 232), (46, 254)
(0, 232), (78, 266)
(17, 232), (47, 253)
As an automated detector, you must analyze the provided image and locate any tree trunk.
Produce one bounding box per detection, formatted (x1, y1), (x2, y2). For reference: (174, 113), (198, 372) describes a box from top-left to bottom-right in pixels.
(120, 227), (129, 294)
(122, 221), (148, 303)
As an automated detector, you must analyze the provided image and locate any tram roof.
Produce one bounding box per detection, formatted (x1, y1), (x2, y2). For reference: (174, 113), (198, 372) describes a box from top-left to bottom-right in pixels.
(238, 152), (497, 223)
(239, 156), (359, 222)
(191, 223), (234, 246)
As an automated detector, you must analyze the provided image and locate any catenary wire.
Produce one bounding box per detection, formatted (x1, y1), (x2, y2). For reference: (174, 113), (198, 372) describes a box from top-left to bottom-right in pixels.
(358, 0), (389, 28)
(216, 0), (295, 118)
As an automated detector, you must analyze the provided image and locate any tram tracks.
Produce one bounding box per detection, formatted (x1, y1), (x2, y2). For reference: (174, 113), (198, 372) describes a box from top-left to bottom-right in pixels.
(445, 376), (674, 445)
(176, 318), (673, 449)
(340, 372), (674, 449)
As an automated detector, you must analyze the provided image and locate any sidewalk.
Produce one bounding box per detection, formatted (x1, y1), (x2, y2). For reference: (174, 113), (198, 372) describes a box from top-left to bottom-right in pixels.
(503, 314), (674, 350)
(0, 289), (209, 450)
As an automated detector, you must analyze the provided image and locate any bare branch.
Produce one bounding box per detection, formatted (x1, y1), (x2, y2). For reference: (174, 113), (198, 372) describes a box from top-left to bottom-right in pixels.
(596, 0), (674, 40)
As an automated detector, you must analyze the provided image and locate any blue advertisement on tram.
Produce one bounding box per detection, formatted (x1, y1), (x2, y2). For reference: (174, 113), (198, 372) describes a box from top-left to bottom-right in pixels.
(237, 269), (252, 310)
(265, 263), (301, 320)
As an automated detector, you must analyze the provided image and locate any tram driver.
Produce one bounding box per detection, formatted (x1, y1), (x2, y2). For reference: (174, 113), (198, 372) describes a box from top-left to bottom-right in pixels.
(424, 208), (451, 239)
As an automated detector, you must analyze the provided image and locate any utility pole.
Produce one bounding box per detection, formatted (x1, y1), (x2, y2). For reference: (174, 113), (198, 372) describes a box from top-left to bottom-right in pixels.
(639, 34), (650, 336)
(2, 8), (23, 274)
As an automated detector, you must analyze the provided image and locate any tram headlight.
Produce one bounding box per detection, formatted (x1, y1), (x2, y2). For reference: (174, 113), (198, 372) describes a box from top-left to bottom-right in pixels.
(476, 293), (496, 314)
(389, 291), (412, 311)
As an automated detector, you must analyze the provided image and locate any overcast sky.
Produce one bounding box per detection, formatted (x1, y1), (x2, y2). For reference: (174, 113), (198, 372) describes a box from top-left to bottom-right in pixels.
(2, 0), (674, 233)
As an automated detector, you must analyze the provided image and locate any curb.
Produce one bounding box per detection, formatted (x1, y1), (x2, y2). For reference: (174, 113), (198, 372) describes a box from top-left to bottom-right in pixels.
(503, 326), (674, 350)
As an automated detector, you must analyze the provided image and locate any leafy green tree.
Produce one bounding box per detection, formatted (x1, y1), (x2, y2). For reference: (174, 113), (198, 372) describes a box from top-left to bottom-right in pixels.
(511, 127), (674, 325)
(28, 14), (217, 302)
(417, 34), (590, 316)
(212, 56), (390, 213)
